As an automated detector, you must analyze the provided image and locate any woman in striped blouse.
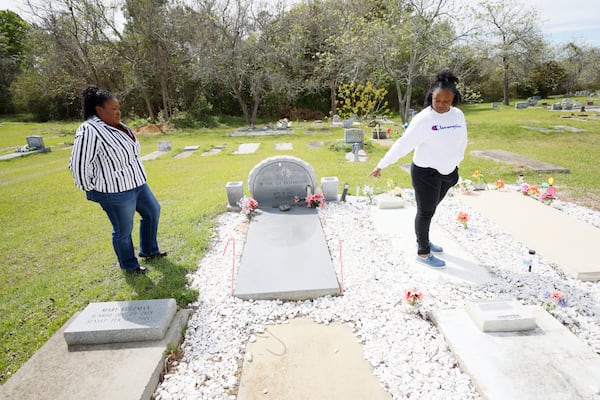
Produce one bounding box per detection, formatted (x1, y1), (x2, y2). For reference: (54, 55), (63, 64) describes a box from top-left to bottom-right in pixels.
(69, 86), (166, 274)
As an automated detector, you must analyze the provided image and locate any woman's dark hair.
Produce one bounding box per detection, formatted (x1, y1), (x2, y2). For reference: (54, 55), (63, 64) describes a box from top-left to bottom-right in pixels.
(82, 85), (115, 120)
(425, 70), (462, 107)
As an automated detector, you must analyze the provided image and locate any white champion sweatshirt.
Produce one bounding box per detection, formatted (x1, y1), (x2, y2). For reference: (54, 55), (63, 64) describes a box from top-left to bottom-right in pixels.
(376, 106), (468, 175)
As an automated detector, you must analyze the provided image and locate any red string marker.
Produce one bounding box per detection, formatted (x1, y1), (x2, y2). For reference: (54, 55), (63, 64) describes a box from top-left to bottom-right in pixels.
(339, 238), (345, 295)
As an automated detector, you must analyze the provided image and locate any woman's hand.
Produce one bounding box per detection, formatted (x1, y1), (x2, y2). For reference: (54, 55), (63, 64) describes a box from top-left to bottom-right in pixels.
(369, 167), (382, 178)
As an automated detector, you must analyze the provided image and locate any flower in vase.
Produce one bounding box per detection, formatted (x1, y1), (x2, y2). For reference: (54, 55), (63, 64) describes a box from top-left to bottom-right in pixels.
(457, 211), (469, 228)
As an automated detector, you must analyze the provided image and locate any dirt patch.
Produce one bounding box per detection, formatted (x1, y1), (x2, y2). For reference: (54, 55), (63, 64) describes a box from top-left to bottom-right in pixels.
(133, 124), (170, 135)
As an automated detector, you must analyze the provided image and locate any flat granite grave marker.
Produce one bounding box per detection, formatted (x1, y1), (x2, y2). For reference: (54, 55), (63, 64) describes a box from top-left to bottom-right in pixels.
(275, 142), (293, 151)
(465, 300), (536, 332)
(248, 156), (316, 208)
(234, 208), (340, 300)
(470, 149), (569, 173)
(233, 142), (261, 155)
(63, 298), (177, 346)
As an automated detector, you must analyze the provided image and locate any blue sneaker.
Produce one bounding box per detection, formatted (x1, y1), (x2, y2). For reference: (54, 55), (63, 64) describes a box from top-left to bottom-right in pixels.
(429, 241), (443, 253)
(416, 253), (446, 268)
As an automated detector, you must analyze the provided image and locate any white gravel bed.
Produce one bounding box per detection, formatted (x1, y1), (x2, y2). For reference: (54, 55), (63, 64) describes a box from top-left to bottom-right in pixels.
(154, 190), (600, 400)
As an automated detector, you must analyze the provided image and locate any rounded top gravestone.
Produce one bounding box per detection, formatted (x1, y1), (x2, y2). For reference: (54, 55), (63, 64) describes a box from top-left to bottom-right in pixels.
(248, 156), (317, 208)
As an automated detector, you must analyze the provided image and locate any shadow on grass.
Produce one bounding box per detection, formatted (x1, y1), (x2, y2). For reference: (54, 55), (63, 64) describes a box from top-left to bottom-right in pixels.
(124, 257), (198, 307)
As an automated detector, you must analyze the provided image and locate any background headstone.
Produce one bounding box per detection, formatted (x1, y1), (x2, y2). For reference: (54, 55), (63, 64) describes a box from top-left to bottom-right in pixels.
(26, 136), (45, 150)
(344, 128), (364, 144)
(248, 156), (317, 208)
(157, 141), (172, 151)
(515, 102), (529, 109)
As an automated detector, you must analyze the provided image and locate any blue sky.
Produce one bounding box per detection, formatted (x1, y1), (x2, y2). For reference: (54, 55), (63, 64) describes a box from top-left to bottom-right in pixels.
(2, 0), (599, 47)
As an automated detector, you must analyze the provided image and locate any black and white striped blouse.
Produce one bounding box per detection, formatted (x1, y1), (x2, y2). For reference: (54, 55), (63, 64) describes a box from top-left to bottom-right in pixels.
(68, 116), (147, 193)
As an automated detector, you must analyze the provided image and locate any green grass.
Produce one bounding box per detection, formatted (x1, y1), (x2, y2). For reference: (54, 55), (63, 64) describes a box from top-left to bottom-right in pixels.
(1, 100), (600, 382)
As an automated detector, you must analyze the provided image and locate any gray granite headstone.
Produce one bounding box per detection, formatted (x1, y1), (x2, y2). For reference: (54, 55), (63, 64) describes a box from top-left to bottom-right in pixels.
(515, 102), (529, 109)
(63, 298), (177, 346)
(552, 103), (562, 110)
(26, 135), (45, 149)
(344, 128), (364, 143)
(158, 141), (172, 151)
(248, 156), (317, 208)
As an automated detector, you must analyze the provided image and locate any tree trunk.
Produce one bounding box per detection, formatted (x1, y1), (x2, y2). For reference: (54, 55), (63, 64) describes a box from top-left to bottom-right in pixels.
(330, 80), (337, 115)
(250, 95), (261, 128)
(395, 80), (406, 123)
(141, 88), (155, 121)
(502, 55), (510, 106)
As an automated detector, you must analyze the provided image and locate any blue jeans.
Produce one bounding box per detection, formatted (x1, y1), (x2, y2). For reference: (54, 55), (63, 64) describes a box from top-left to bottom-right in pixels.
(87, 184), (161, 270)
(411, 163), (459, 255)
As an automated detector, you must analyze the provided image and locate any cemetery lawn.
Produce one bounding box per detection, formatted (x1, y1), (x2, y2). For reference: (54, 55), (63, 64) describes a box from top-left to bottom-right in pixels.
(1, 102), (600, 382)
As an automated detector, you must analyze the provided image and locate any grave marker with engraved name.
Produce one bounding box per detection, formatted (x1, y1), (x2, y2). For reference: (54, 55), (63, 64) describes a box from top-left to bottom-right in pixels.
(248, 156), (317, 208)
(63, 298), (177, 345)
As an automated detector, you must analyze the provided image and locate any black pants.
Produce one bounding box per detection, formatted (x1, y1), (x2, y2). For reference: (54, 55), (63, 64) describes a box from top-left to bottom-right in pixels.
(411, 163), (459, 255)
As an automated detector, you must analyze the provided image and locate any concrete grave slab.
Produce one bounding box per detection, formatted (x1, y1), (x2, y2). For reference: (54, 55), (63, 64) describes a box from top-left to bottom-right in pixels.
(141, 151), (169, 161)
(345, 149), (368, 162)
(64, 299), (177, 346)
(201, 147), (222, 156)
(233, 143), (261, 155)
(306, 141), (323, 148)
(237, 318), (391, 400)
(433, 305), (600, 400)
(0, 309), (190, 400)
(552, 125), (586, 132)
(174, 145), (200, 159)
(234, 207), (340, 300)
(460, 190), (600, 281)
(470, 149), (570, 173)
(248, 156), (317, 208)
(465, 300), (536, 332)
(370, 206), (496, 286)
(275, 142), (293, 151)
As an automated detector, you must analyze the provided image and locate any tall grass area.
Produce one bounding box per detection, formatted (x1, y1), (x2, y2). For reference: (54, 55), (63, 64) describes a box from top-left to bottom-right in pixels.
(1, 101), (599, 382)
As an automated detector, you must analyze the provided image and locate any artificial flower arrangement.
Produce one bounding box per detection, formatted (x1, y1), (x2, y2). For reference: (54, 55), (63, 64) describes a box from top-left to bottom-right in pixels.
(471, 169), (487, 190)
(458, 177), (474, 194)
(494, 178), (505, 190)
(238, 197), (259, 220)
(519, 177), (557, 205)
(540, 288), (568, 311)
(362, 185), (374, 204)
(386, 179), (404, 197)
(305, 192), (326, 209)
(403, 286), (423, 306)
(457, 211), (469, 228)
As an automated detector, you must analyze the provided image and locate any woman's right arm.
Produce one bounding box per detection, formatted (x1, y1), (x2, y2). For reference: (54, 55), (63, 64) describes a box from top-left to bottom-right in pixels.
(68, 124), (96, 191)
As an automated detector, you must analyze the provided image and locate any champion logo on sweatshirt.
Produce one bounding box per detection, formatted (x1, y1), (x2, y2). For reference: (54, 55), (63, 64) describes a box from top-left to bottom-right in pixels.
(431, 124), (461, 131)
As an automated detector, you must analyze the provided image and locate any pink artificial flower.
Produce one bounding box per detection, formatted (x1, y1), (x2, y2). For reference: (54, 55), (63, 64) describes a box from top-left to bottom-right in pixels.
(520, 183), (530, 194)
(403, 286), (423, 306)
(550, 290), (564, 302)
(294, 196), (300, 203)
(548, 186), (556, 196)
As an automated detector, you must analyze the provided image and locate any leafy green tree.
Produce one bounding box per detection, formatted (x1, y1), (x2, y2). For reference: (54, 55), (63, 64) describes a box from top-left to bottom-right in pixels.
(0, 10), (29, 113)
(527, 61), (566, 98)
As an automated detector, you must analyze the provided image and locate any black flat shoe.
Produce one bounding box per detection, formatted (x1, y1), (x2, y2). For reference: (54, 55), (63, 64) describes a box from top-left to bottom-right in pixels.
(138, 251), (167, 259)
(125, 265), (148, 274)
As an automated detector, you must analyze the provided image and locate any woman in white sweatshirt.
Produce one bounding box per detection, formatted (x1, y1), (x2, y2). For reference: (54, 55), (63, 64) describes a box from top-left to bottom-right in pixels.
(370, 71), (467, 268)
